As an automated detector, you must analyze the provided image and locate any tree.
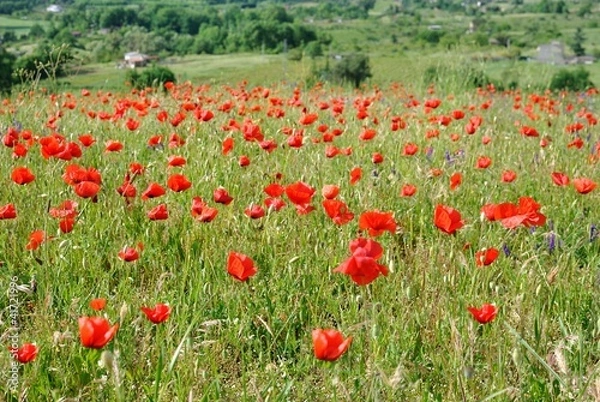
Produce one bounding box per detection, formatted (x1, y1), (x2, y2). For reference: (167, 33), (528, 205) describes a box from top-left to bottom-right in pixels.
(570, 28), (586, 57)
(332, 53), (372, 88)
(0, 46), (15, 92)
(304, 41), (323, 59)
(28, 23), (46, 38)
(14, 43), (73, 82)
(358, 0), (376, 12)
(577, 1), (593, 18)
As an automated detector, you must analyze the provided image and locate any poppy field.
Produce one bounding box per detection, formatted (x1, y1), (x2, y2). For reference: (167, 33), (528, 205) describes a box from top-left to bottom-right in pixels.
(2, 81), (600, 401)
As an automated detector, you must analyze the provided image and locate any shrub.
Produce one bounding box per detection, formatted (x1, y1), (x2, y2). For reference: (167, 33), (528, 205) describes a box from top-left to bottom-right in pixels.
(549, 68), (594, 92)
(126, 65), (176, 90)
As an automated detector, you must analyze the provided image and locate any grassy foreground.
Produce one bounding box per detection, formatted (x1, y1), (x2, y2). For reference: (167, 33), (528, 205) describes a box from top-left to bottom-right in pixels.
(1, 80), (600, 401)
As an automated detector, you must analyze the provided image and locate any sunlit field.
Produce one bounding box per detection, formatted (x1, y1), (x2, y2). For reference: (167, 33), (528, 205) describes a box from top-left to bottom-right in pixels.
(2, 80), (600, 401)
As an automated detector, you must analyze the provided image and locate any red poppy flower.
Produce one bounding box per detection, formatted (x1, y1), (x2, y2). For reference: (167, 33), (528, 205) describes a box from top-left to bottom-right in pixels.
(467, 304), (497, 324)
(191, 196), (206, 216)
(567, 137), (584, 149)
(501, 170), (517, 183)
(147, 204), (169, 220)
(480, 203), (497, 221)
(349, 237), (384, 259)
(372, 152), (384, 164)
(141, 183), (166, 200)
(117, 175), (137, 199)
(551, 172), (570, 186)
(105, 140), (123, 153)
(125, 118), (139, 131)
(89, 298), (107, 311)
(148, 135), (163, 149)
(63, 165), (102, 185)
(403, 143), (418, 156)
(9, 343), (38, 364)
(130, 162), (145, 176)
(285, 181), (316, 206)
(190, 197), (218, 222)
(213, 187), (233, 205)
(245, 204), (265, 219)
(167, 174), (192, 192)
(287, 133), (304, 148)
(141, 303), (171, 324)
(299, 113), (318, 125)
(60, 217), (76, 233)
(359, 128), (376, 141)
(424, 98), (441, 109)
(12, 143), (28, 158)
(222, 137), (234, 155)
(264, 183), (285, 198)
(239, 155), (250, 167)
(476, 156), (492, 169)
(350, 167), (362, 185)
(156, 110), (168, 122)
(520, 126), (539, 137)
(401, 184), (417, 197)
(79, 134), (95, 147)
(325, 146), (340, 158)
(437, 115), (452, 127)
(573, 178), (596, 194)
(495, 197), (546, 229)
(167, 155), (186, 167)
(196, 109), (214, 122)
(322, 184), (340, 199)
(312, 329), (352, 361)
(358, 210), (397, 237)
(475, 248), (499, 267)
(11, 167), (35, 185)
(26, 230), (47, 250)
(40, 135), (65, 159)
(264, 197), (286, 211)
(168, 133), (186, 148)
(78, 316), (119, 349)
(118, 246), (140, 262)
(227, 251), (257, 281)
(322, 199), (354, 225)
(3, 127), (19, 147)
(259, 139), (278, 153)
(434, 204), (464, 235)
(334, 248), (388, 286)
(452, 109), (465, 120)
(450, 172), (462, 190)
(74, 181), (101, 199)
(0, 203), (17, 219)
(49, 200), (78, 219)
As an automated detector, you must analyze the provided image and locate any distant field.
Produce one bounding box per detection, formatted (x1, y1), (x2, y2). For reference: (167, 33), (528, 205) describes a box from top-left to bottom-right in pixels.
(0, 15), (46, 37)
(58, 49), (600, 94)
(61, 53), (308, 90)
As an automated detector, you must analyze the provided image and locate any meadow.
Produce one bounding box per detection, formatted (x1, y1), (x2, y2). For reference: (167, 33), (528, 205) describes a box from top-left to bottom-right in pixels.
(0, 73), (599, 401)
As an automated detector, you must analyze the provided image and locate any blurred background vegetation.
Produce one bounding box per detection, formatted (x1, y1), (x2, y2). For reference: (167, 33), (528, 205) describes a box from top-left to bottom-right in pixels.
(0, 0), (598, 92)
